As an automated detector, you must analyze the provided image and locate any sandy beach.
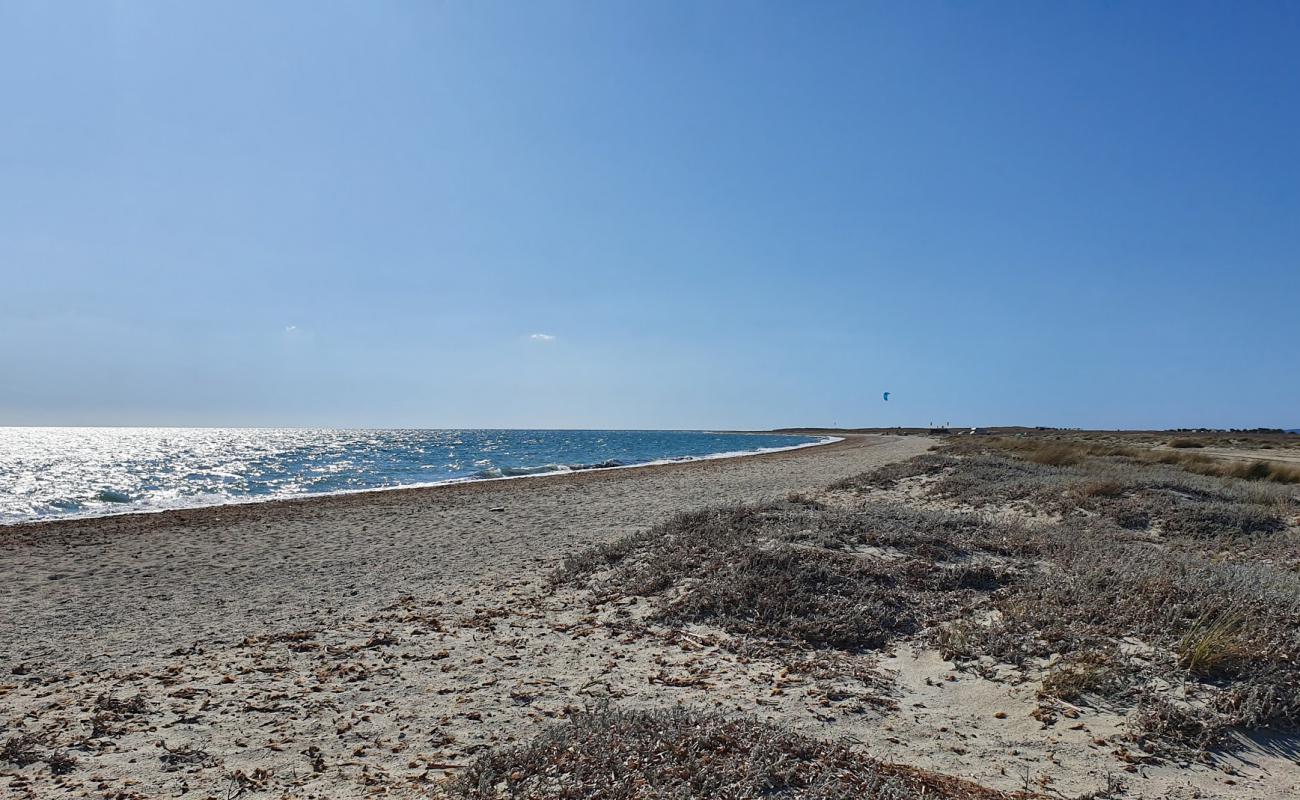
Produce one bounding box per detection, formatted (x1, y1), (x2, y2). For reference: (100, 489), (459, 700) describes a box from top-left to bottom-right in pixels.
(0, 435), (916, 670)
(3, 432), (1298, 799)
(1, 434), (935, 797)
(6, 2), (1295, 796)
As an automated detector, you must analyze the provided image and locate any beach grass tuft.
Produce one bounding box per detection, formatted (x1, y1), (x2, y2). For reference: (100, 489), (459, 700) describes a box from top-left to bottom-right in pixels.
(1176, 611), (1252, 679)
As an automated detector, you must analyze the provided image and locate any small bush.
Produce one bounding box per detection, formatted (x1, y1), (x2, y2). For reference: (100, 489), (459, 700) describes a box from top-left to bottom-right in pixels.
(1127, 695), (1226, 755)
(443, 707), (1033, 799)
(905, 444), (1291, 540)
(1168, 439), (1207, 449)
(665, 545), (919, 651)
(1155, 455), (1300, 485)
(555, 501), (1014, 654)
(1076, 480), (1125, 498)
(1024, 444), (1083, 466)
(1223, 460), (1300, 484)
(783, 503), (1040, 560)
(1271, 463), (1300, 483)
(947, 530), (1300, 740)
(929, 455), (1079, 509)
(1229, 461), (1273, 481)
(830, 454), (957, 491)
(1160, 501), (1285, 539)
(1211, 675), (1300, 729)
(1038, 649), (1131, 704)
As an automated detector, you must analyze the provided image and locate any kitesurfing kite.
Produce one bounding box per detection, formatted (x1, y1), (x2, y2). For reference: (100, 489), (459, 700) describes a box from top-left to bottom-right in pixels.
(883, 392), (890, 401)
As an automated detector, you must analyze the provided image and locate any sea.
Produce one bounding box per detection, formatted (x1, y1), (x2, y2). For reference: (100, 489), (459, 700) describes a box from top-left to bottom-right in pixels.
(0, 428), (829, 524)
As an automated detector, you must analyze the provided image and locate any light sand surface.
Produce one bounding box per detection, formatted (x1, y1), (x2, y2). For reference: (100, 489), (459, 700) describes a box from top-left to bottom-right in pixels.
(1195, 446), (1300, 466)
(0, 435), (926, 672)
(2, 433), (1296, 799)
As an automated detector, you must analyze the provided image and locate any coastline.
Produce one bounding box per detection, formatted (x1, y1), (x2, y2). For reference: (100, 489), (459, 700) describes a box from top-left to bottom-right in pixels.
(1, 434), (939, 800)
(0, 433), (914, 669)
(3, 431), (1295, 799)
(0, 432), (842, 531)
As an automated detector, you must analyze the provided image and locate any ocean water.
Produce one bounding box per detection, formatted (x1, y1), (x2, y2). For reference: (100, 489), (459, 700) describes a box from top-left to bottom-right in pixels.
(0, 428), (827, 524)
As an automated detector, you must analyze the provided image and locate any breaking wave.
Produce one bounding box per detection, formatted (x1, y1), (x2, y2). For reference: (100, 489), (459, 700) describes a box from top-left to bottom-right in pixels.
(0, 428), (832, 524)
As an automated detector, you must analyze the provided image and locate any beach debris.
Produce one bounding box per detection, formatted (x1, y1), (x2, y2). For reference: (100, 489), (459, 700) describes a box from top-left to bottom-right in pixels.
(157, 741), (216, 771)
(0, 733), (44, 767)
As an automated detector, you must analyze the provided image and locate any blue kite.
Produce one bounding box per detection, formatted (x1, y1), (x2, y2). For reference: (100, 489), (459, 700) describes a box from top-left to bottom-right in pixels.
(883, 392), (890, 401)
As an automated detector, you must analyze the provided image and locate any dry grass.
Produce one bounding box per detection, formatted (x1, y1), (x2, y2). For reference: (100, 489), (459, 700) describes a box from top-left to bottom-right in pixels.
(550, 436), (1300, 759)
(1023, 444), (1084, 466)
(440, 707), (1039, 799)
(1175, 611), (1252, 679)
(829, 453), (956, 491)
(666, 544), (920, 651)
(1037, 648), (1131, 705)
(864, 441), (1295, 542)
(554, 502), (1017, 655)
(970, 434), (1300, 485)
(1127, 695), (1227, 754)
(1075, 480), (1125, 498)
(1222, 460), (1300, 484)
(824, 440), (1300, 754)
(931, 546), (1300, 756)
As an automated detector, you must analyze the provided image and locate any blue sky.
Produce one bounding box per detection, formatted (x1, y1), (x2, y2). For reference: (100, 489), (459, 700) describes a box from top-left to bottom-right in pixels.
(2, 2), (1297, 429)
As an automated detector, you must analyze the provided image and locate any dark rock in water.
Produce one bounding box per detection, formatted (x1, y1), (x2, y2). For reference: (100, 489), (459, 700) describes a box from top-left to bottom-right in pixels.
(96, 489), (132, 504)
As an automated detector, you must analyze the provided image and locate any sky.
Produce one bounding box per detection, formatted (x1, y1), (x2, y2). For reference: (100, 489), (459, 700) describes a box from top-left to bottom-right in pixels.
(2, 2), (1297, 430)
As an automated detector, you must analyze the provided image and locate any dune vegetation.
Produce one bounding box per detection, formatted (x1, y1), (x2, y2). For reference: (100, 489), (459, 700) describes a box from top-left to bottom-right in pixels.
(449, 432), (1300, 796)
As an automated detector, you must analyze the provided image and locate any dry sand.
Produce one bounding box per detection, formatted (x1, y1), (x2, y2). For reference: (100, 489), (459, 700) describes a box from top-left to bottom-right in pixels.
(0, 435), (924, 670)
(2, 434), (1296, 799)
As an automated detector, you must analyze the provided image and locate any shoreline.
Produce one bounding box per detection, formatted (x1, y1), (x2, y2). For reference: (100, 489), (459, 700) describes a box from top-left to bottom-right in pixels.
(4, 432), (1293, 798)
(1, 432), (947, 799)
(0, 433), (844, 533)
(1, 433), (921, 672)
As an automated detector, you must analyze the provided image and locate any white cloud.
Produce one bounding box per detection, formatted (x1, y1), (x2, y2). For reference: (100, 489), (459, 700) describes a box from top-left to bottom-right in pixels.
(282, 324), (313, 344)
(528, 333), (557, 342)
